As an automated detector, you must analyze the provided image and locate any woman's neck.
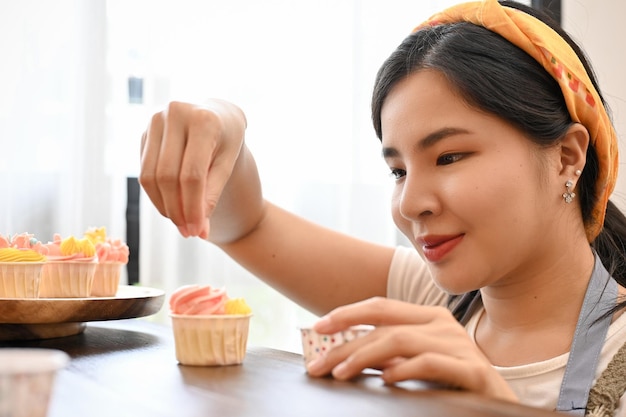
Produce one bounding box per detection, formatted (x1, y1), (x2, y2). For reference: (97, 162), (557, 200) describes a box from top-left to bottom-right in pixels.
(475, 239), (595, 366)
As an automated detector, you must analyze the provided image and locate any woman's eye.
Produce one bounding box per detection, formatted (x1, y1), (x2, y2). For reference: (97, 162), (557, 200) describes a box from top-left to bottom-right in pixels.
(389, 168), (406, 180)
(437, 153), (465, 165)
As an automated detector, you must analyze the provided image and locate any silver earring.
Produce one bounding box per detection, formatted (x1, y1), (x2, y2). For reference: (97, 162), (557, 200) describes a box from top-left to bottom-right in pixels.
(563, 180), (575, 203)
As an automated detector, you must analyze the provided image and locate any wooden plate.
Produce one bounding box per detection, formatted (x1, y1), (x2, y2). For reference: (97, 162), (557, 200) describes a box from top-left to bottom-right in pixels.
(0, 285), (165, 341)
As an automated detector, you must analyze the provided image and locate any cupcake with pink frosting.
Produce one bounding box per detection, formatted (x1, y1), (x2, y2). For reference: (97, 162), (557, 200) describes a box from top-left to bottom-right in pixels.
(169, 284), (252, 366)
(39, 234), (97, 298)
(84, 227), (129, 297)
(0, 233), (47, 298)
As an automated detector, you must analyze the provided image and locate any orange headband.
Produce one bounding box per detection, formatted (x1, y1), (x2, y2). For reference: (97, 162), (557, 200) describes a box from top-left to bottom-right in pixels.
(414, 0), (618, 242)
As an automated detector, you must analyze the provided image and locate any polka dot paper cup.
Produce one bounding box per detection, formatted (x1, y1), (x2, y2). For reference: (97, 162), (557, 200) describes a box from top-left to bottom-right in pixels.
(300, 325), (374, 365)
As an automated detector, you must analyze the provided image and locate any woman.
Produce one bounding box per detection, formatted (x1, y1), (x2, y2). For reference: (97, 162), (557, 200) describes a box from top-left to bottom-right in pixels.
(139, 0), (626, 414)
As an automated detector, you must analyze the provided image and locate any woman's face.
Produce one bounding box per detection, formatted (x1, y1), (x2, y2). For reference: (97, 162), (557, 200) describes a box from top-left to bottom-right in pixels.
(381, 70), (563, 294)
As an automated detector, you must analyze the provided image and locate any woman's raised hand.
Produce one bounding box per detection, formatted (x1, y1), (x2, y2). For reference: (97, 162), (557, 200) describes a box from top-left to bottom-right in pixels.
(139, 100), (261, 242)
(306, 297), (518, 403)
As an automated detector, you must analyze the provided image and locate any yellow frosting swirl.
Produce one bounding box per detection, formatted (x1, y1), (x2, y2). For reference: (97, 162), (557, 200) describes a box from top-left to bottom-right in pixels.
(0, 248), (46, 262)
(224, 298), (252, 315)
(60, 236), (96, 257)
(84, 226), (107, 244)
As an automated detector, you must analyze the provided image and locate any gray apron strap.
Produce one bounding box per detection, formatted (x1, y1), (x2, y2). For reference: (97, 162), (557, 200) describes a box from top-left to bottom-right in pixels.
(556, 253), (618, 415)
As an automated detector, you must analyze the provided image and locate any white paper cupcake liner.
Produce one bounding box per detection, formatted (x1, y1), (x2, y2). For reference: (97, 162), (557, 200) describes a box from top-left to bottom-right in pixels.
(39, 261), (97, 298)
(170, 314), (252, 366)
(0, 263), (45, 298)
(91, 262), (123, 297)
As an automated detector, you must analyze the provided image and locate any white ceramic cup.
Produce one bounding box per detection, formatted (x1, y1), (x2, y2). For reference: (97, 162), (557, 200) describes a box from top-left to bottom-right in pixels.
(0, 348), (70, 417)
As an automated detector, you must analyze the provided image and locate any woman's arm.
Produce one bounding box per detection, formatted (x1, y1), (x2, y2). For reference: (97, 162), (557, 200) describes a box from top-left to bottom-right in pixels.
(218, 201), (395, 315)
(140, 100), (395, 315)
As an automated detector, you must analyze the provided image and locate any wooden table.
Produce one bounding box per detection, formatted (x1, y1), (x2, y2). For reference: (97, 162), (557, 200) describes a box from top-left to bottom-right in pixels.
(0, 319), (560, 417)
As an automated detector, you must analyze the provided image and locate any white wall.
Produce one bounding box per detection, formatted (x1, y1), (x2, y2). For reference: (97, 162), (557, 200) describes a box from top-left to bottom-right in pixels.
(563, 0), (626, 209)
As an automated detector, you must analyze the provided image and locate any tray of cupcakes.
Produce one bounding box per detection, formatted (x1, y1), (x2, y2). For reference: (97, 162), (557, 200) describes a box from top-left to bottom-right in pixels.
(0, 228), (164, 340)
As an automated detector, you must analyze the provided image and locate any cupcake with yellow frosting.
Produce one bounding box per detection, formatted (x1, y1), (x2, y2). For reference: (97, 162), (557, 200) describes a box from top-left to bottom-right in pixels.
(84, 227), (129, 297)
(0, 233), (47, 298)
(39, 234), (97, 298)
(169, 284), (252, 366)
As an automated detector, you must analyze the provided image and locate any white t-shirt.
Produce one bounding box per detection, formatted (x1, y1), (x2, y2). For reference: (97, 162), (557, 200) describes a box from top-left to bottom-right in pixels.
(386, 245), (626, 415)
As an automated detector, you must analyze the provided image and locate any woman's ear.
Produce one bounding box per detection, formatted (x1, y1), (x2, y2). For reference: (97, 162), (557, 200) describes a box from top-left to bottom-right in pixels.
(558, 123), (589, 176)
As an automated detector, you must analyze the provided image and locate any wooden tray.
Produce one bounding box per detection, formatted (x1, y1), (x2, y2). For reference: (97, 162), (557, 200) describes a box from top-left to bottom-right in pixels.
(0, 285), (165, 341)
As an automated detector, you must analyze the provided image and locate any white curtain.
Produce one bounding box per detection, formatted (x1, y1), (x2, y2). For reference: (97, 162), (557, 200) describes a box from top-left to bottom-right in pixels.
(108, 0), (463, 352)
(0, 0), (128, 268)
(1, 0), (466, 352)
(8, 0), (615, 354)
(0, 0), (130, 287)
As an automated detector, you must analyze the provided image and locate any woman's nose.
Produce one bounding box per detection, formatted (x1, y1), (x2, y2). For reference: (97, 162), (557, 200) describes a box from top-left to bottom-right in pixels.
(398, 173), (440, 220)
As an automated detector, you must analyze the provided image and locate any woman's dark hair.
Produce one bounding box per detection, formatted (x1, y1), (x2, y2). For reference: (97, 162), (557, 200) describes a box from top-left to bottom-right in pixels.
(371, 0), (626, 317)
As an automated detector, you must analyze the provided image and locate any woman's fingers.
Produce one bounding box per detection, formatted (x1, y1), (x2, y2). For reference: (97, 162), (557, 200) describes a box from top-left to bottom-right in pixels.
(309, 298), (459, 379)
(138, 100), (246, 239)
(139, 111), (167, 221)
(383, 353), (517, 401)
(307, 298), (517, 401)
(382, 352), (477, 387)
(314, 297), (453, 333)
(310, 322), (465, 379)
(179, 108), (223, 237)
(157, 102), (192, 235)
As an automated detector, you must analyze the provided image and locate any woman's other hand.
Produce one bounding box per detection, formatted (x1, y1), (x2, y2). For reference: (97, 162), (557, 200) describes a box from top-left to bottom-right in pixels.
(306, 297), (518, 403)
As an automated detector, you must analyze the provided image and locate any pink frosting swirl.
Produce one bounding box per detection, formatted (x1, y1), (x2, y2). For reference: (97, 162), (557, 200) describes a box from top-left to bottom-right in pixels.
(0, 232), (47, 255)
(83, 227), (129, 263)
(42, 234), (96, 262)
(96, 239), (129, 263)
(170, 285), (228, 315)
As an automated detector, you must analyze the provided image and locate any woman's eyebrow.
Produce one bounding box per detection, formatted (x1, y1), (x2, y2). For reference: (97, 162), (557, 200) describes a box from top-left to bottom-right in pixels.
(382, 127), (471, 158)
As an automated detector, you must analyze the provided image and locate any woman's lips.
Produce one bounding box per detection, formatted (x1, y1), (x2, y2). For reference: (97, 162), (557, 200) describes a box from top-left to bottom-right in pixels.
(419, 234), (464, 263)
